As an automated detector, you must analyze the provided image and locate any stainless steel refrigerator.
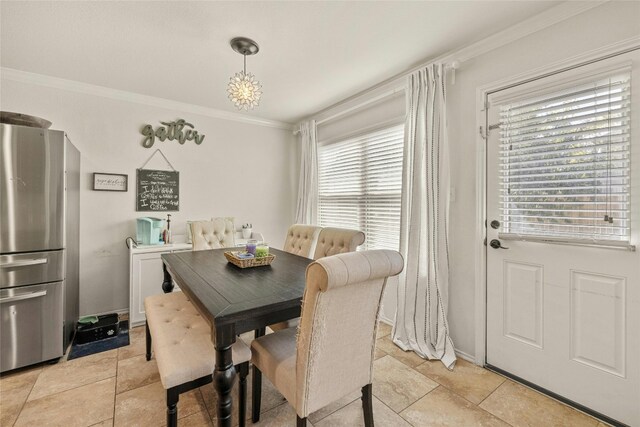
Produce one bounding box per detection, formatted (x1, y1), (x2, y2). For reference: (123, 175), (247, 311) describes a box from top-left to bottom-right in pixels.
(0, 123), (80, 372)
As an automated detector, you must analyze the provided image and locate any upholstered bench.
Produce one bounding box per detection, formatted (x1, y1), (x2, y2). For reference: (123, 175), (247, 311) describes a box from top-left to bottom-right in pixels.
(144, 292), (250, 427)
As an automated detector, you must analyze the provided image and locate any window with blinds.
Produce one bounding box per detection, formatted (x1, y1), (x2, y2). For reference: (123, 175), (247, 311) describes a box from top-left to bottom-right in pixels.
(318, 124), (404, 251)
(499, 71), (631, 245)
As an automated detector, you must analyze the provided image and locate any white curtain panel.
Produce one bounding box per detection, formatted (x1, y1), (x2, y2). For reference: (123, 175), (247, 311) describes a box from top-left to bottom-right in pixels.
(393, 64), (456, 369)
(295, 120), (318, 225)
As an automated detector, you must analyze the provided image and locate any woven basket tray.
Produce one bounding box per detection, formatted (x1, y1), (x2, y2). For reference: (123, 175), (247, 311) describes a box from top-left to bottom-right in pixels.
(224, 251), (276, 268)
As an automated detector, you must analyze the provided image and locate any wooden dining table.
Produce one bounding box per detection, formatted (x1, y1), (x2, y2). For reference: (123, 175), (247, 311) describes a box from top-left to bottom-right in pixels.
(160, 247), (313, 427)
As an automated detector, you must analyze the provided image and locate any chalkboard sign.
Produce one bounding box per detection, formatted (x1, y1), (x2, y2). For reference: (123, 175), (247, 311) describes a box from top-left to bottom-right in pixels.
(136, 169), (179, 211)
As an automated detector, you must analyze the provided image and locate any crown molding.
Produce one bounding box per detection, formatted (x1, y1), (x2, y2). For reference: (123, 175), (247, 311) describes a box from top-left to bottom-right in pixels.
(311, 0), (609, 124)
(0, 67), (294, 131)
(449, 0), (608, 63)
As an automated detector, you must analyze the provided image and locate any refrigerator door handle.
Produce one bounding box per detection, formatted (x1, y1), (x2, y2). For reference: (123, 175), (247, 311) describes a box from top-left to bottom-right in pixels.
(0, 258), (48, 268)
(0, 290), (47, 304)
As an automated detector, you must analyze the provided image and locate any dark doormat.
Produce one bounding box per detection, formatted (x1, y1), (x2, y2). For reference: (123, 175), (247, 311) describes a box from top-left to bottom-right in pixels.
(67, 320), (130, 360)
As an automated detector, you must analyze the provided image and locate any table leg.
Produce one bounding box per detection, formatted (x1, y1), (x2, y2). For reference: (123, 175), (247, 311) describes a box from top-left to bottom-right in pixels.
(252, 327), (266, 422)
(161, 263), (174, 293)
(214, 330), (237, 427)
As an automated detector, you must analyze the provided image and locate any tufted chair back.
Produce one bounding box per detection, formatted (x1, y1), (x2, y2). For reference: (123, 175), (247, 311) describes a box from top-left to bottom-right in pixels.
(190, 218), (236, 250)
(312, 227), (365, 260)
(283, 224), (322, 258)
(295, 250), (403, 416)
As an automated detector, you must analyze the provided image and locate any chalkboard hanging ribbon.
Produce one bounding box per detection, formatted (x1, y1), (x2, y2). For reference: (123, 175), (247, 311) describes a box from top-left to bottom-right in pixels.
(139, 148), (177, 171)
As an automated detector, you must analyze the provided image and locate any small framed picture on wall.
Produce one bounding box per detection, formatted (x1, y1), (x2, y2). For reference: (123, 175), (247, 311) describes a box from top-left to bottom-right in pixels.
(93, 173), (128, 192)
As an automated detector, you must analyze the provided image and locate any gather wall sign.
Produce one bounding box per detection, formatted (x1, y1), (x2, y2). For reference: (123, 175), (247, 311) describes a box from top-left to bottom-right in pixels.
(140, 119), (205, 148)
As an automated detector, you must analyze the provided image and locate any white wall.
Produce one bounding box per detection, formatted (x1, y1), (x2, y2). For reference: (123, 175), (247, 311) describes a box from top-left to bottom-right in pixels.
(0, 79), (297, 315)
(447, 1), (639, 357)
(308, 1), (640, 358)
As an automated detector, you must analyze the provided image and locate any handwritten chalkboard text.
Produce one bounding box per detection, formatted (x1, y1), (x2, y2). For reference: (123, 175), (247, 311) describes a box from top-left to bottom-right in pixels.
(141, 119), (205, 148)
(136, 169), (180, 211)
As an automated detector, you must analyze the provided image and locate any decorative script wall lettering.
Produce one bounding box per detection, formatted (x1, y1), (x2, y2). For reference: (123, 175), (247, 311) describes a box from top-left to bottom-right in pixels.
(141, 119), (205, 148)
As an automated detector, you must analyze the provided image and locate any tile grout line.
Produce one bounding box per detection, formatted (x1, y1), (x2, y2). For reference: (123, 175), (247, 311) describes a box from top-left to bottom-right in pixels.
(395, 385), (441, 427)
(309, 394), (361, 424)
(475, 378), (601, 427)
(20, 351), (119, 425)
(370, 354), (437, 415)
(376, 384), (421, 417)
(434, 367), (515, 426)
(199, 387), (216, 424)
(111, 352), (119, 426)
(385, 380), (439, 415)
(496, 377), (604, 424)
(475, 403), (517, 427)
(20, 363), (118, 405)
(11, 368), (43, 426)
(396, 381), (517, 427)
(471, 382), (516, 427)
(399, 359), (517, 427)
(13, 373), (117, 427)
(476, 376), (507, 407)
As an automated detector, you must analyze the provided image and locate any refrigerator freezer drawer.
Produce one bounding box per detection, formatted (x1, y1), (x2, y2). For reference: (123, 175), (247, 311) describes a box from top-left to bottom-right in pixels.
(0, 250), (64, 288)
(1, 281), (64, 372)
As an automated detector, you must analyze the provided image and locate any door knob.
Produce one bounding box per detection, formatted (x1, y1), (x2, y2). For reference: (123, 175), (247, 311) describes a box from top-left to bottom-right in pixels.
(490, 220), (501, 229)
(489, 239), (509, 250)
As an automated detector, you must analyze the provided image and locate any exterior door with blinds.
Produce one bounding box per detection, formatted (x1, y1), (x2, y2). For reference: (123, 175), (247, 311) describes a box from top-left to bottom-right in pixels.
(318, 124), (403, 251)
(486, 51), (640, 426)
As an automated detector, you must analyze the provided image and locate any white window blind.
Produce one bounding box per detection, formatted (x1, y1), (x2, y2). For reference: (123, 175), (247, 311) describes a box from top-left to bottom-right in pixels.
(499, 71), (631, 245)
(318, 125), (404, 251)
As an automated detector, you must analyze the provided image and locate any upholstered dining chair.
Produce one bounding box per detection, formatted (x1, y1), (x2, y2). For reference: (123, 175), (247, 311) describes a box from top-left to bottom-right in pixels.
(267, 224), (322, 333)
(269, 226), (365, 333)
(251, 250), (404, 427)
(282, 224), (322, 258)
(190, 217), (236, 250)
(312, 227), (366, 260)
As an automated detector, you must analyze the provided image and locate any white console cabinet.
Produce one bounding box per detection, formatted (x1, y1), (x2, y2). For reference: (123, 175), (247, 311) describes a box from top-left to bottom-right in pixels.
(129, 243), (191, 327)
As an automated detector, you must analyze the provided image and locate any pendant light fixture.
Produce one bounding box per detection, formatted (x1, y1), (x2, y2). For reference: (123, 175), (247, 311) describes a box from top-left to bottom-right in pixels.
(227, 37), (262, 111)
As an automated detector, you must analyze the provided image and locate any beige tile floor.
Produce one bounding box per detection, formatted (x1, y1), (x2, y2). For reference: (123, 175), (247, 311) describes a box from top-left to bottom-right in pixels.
(0, 323), (608, 427)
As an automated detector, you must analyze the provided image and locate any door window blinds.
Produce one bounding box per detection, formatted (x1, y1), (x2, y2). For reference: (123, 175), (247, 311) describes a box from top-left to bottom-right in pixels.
(318, 124), (404, 251)
(499, 71), (631, 245)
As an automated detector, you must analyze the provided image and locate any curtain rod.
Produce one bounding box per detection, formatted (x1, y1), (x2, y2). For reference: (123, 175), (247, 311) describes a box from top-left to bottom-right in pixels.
(296, 1), (606, 135)
(292, 60), (460, 135)
(316, 86), (405, 126)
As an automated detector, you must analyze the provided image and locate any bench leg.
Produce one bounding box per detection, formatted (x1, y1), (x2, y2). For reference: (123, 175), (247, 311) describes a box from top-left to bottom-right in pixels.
(251, 328), (265, 423)
(251, 366), (262, 423)
(145, 322), (152, 361)
(238, 362), (249, 427)
(167, 388), (179, 427)
(297, 415), (307, 427)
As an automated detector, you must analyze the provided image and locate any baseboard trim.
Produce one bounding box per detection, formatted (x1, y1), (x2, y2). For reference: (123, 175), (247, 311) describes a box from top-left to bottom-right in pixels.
(454, 349), (475, 364)
(377, 318), (477, 365)
(378, 315), (394, 326)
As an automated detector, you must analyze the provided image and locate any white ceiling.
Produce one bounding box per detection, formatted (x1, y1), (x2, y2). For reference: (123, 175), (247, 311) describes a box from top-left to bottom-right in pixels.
(1, 1), (561, 124)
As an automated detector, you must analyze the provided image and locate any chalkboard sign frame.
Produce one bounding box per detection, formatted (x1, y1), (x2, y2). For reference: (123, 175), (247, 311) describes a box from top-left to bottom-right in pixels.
(136, 169), (180, 212)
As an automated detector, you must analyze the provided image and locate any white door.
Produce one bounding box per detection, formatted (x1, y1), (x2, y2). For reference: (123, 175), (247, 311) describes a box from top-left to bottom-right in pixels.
(486, 51), (640, 426)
